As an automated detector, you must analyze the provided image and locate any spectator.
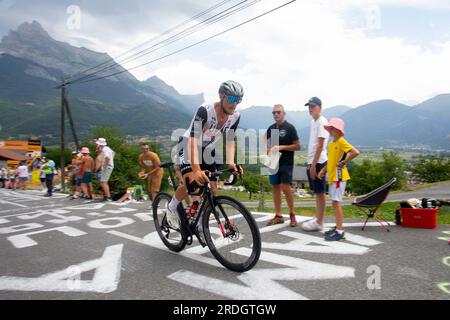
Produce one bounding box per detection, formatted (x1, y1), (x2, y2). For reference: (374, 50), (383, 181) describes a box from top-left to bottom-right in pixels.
(265, 104), (301, 227)
(8, 165), (18, 191)
(138, 143), (164, 202)
(75, 152), (84, 198)
(38, 160), (47, 192)
(68, 151), (79, 199)
(95, 145), (104, 198)
(302, 97), (330, 232)
(78, 147), (95, 202)
(41, 156), (56, 197)
(17, 161), (29, 190)
(96, 138), (115, 202)
(318, 118), (360, 241)
(0, 167), (6, 188)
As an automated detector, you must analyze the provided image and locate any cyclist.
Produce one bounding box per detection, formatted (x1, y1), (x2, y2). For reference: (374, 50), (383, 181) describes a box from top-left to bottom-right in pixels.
(167, 80), (245, 229)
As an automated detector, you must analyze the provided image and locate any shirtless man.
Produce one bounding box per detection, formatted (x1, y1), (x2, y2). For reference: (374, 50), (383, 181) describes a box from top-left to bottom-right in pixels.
(138, 143), (164, 202)
(78, 147), (95, 201)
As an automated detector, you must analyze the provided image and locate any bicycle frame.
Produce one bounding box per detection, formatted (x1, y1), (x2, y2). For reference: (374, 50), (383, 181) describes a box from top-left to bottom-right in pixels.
(160, 162), (238, 246)
(165, 165), (179, 193)
(155, 163), (261, 272)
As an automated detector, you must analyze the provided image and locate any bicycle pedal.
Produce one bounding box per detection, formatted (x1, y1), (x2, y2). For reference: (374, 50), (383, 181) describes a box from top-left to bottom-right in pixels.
(186, 235), (193, 246)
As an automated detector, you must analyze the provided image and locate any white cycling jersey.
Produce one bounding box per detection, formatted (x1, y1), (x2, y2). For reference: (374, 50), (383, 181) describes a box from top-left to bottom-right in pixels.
(182, 104), (240, 149)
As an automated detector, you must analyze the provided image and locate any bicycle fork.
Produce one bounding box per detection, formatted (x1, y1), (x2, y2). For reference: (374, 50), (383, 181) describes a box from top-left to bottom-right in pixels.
(207, 192), (237, 239)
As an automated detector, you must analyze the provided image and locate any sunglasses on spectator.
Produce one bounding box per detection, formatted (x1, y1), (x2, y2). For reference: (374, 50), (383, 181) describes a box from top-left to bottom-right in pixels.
(272, 111), (282, 115)
(226, 96), (242, 104)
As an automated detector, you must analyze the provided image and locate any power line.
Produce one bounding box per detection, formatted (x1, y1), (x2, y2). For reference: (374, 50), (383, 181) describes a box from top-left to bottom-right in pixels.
(73, 0), (296, 86)
(69, 0), (257, 85)
(69, 0), (256, 84)
(65, 0), (234, 82)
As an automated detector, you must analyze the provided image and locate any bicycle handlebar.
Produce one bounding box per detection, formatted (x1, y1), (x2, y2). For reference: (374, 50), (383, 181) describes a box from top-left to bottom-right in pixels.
(186, 165), (243, 195)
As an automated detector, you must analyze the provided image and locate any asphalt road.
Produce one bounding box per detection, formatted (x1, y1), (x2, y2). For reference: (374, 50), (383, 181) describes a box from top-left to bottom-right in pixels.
(0, 189), (449, 300)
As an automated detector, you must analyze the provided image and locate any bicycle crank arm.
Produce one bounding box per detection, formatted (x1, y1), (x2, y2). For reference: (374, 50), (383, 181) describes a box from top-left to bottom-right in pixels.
(193, 229), (207, 247)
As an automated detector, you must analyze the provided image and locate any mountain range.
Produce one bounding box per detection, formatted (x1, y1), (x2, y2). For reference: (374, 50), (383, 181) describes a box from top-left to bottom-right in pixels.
(0, 21), (203, 143)
(0, 21), (449, 149)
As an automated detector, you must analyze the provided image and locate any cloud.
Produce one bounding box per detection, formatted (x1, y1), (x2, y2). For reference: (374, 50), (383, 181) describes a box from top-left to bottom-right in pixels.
(1, 0), (450, 109)
(151, 0), (450, 109)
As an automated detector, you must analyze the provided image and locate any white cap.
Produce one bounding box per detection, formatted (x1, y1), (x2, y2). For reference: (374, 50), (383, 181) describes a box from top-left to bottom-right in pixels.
(96, 138), (107, 146)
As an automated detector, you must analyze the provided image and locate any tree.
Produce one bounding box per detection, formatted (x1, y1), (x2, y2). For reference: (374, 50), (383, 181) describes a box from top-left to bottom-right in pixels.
(349, 152), (406, 195)
(378, 151), (406, 189)
(241, 172), (271, 200)
(44, 147), (72, 168)
(92, 126), (125, 152)
(242, 172), (259, 200)
(411, 156), (450, 183)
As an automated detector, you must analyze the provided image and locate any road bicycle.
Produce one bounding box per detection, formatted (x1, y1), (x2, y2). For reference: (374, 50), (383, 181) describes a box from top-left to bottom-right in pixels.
(153, 161), (261, 272)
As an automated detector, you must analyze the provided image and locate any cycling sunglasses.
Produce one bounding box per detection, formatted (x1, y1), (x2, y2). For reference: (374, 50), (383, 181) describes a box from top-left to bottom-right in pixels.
(226, 96), (242, 104)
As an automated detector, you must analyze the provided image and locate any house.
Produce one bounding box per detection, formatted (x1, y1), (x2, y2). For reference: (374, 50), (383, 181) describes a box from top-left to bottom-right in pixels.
(292, 166), (309, 189)
(0, 149), (30, 167)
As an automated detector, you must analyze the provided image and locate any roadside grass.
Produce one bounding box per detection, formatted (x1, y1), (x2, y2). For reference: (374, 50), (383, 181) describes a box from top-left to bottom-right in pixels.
(219, 180), (450, 203)
(248, 202), (450, 225)
(216, 189), (316, 202)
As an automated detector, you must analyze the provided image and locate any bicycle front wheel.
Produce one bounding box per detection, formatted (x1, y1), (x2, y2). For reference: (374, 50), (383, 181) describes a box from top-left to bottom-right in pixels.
(203, 196), (261, 272)
(153, 192), (186, 252)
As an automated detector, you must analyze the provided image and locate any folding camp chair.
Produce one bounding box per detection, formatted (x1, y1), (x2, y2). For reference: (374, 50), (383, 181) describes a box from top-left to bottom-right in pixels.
(352, 178), (396, 232)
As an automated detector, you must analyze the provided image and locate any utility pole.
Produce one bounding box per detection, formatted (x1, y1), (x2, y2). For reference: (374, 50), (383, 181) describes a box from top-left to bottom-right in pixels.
(60, 80), (66, 193)
(64, 96), (80, 151)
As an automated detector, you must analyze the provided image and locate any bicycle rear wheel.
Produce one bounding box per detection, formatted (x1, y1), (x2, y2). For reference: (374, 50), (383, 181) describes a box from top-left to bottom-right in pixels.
(203, 196), (261, 272)
(153, 192), (186, 252)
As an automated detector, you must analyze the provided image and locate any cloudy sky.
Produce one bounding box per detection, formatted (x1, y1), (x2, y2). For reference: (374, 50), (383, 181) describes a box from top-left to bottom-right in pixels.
(1, 0), (450, 109)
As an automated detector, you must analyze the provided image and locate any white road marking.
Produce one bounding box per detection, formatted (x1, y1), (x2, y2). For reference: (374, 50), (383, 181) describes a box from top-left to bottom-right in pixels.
(0, 204), (63, 215)
(87, 217), (135, 229)
(108, 231), (222, 268)
(133, 212), (153, 222)
(0, 199), (28, 208)
(87, 212), (107, 217)
(0, 223), (44, 235)
(64, 203), (106, 210)
(16, 209), (85, 224)
(262, 231), (371, 255)
(104, 208), (137, 214)
(168, 248), (355, 300)
(7, 226), (87, 248)
(0, 244), (123, 293)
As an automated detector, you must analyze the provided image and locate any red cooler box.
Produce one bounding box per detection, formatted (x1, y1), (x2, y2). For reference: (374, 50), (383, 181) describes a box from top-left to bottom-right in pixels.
(401, 207), (439, 229)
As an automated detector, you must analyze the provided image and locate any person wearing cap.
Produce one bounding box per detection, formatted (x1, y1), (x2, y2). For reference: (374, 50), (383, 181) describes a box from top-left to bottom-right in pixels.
(317, 118), (360, 241)
(96, 138), (115, 202)
(302, 97), (330, 232)
(166, 80), (244, 230)
(78, 147), (95, 201)
(138, 143), (164, 203)
(41, 156), (56, 197)
(265, 104), (301, 227)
